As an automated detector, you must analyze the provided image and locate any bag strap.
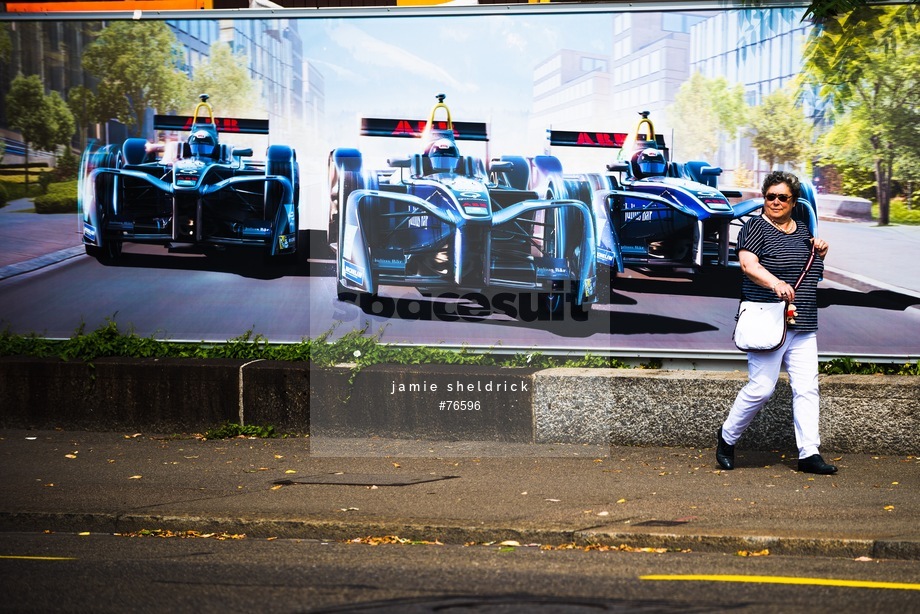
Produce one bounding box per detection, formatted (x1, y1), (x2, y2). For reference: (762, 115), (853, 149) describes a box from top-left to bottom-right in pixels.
(791, 243), (817, 291)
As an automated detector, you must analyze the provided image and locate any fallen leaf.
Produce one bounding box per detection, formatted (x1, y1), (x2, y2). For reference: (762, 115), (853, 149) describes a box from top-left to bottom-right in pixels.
(499, 540), (521, 547)
(348, 535), (443, 546)
(65, 454), (77, 459)
(392, 463), (401, 468)
(597, 511), (610, 517)
(545, 498), (561, 502)
(270, 484), (283, 490)
(78, 532), (91, 536)
(617, 498), (627, 504)
(884, 505), (895, 511)
(855, 556), (873, 562)
(737, 549), (770, 557)
(339, 507), (359, 512)
(128, 475), (142, 480)
(284, 469), (297, 474)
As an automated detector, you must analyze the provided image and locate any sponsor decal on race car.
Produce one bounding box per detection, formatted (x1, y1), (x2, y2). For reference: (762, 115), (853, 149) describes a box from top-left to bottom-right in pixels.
(278, 234), (295, 250)
(624, 209), (656, 222)
(700, 197), (732, 211)
(241, 226), (272, 239)
(597, 247), (617, 266)
(343, 259), (364, 286)
(534, 257), (571, 279)
(459, 195), (489, 215)
(83, 223), (96, 242)
(373, 257), (407, 271)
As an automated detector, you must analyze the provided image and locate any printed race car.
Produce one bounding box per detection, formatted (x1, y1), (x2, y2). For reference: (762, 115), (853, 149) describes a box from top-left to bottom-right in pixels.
(327, 94), (597, 317)
(529, 111), (818, 291)
(80, 94), (299, 264)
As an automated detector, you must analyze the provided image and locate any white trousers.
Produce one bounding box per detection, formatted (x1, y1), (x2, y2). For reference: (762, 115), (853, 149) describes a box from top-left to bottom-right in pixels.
(722, 330), (821, 459)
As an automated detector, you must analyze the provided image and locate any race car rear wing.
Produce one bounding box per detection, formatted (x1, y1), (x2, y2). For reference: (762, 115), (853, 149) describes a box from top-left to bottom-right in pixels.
(548, 128), (670, 166)
(153, 115), (270, 135)
(361, 118), (489, 142)
(548, 130), (630, 149)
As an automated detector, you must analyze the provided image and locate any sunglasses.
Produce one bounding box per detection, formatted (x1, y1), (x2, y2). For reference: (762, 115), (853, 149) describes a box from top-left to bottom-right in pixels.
(765, 193), (792, 202)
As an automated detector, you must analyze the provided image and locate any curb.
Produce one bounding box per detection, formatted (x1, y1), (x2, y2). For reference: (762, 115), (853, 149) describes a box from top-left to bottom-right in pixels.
(0, 245), (86, 281)
(2, 511), (917, 560)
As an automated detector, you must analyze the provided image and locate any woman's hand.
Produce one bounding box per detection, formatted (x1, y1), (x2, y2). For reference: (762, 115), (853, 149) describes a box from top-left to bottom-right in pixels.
(812, 237), (829, 258)
(774, 280), (794, 302)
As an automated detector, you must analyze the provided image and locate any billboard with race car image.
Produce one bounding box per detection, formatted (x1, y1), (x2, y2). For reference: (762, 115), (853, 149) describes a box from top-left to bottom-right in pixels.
(1, 3), (918, 365)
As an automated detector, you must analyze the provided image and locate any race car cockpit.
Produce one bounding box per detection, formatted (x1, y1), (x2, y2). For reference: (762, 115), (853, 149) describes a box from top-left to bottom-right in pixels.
(188, 129), (218, 158)
(426, 138), (461, 174)
(630, 147), (668, 179)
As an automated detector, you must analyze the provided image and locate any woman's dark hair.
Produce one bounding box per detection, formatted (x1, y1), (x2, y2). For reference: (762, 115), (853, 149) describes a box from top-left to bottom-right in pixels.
(762, 170), (801, 203)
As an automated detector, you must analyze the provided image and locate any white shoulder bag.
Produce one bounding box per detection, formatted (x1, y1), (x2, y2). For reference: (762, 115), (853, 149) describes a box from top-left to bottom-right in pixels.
(733, 245), (816, 352)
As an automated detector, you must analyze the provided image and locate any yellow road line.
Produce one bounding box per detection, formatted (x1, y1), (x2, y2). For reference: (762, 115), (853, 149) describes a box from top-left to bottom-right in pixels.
(641, 575), (920, 591)
(0, 554), (77, 561)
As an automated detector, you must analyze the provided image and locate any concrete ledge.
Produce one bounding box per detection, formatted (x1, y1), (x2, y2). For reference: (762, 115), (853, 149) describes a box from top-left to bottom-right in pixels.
(1, 358), (916, 454)
(533, 368), (919, 454)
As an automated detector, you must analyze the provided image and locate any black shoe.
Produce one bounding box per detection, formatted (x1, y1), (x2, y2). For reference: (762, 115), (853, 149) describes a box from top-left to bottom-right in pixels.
(797, 454), (838, 475)
(716, 427), (735, 470)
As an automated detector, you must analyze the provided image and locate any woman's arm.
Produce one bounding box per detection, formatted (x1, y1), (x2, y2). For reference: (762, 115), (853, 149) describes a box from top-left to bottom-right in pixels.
(739, 249), (795, 301)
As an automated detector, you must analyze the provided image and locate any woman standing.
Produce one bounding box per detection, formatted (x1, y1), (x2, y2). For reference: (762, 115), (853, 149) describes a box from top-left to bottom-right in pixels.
(717, 171), (836, 474)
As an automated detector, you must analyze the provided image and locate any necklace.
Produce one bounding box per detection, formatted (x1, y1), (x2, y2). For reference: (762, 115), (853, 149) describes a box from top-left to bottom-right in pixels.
(763, 214), (796, 234)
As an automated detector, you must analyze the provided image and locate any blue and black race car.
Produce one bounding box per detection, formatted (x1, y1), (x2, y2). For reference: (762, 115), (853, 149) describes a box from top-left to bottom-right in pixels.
(327, 94), (598, 317)
(533, 111), (818, 291)
(80, 94), (299, 264)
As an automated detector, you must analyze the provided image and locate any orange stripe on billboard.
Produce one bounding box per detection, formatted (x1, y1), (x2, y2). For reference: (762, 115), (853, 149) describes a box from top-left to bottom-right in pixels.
(4, 0), (212, 12)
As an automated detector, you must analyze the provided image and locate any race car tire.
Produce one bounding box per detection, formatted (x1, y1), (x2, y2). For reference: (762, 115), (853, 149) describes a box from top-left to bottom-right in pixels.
(265, 145), (298, 262)
(265, 144), (297, 219)
(327, 148), (363, 250)
(85, 239), (123, 265)
(86, 145), (124, 264)
(585, 173), (617, 192)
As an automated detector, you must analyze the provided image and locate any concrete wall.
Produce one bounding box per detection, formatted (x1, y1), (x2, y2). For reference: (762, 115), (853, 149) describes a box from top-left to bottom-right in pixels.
(1, 357), (916, 454)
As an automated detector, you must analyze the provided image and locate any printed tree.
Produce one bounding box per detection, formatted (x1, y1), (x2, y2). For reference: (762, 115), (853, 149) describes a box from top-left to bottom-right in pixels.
(82, 21), (189, 137)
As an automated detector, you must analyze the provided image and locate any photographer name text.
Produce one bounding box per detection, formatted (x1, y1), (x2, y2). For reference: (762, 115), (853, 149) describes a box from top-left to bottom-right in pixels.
(390, 379), (529, 394)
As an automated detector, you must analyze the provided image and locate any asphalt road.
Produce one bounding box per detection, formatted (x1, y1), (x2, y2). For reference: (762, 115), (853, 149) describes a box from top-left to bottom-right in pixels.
(2, 532), (918, 613)
(0, 199), (918, 359)
(0, 238), (917, 360)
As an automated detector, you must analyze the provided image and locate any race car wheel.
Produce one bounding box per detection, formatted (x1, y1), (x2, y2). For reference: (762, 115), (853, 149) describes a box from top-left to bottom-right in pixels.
(265, 145), (298, 262)
(265, 147), (297, 211)
(327, 149), (363, 250)
(85, 145), (124, 265)
(86, 238), (123, 265)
